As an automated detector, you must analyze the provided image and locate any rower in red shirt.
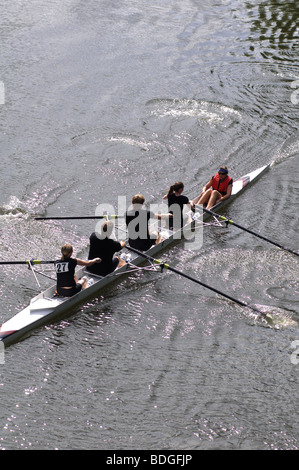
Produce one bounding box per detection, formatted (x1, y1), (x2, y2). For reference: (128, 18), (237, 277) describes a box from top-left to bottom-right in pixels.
(193, 166), (233, 209)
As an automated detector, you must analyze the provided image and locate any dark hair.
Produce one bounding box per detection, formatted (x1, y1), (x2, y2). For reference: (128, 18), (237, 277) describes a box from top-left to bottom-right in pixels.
(166, 181), (184, 197)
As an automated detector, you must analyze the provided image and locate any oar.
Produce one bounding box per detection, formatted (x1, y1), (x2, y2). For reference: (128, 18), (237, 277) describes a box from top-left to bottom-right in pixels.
(202, 207), (299, 257)
(34, 215), (119, 220)
(0, 260), (56, 265)
(126, 245), (274, 325)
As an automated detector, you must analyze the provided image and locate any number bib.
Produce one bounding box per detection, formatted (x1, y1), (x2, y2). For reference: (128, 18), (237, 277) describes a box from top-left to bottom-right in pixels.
(55, 262), (70, 273)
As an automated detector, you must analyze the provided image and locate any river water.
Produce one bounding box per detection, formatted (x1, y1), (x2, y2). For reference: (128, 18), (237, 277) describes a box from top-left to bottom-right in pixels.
(0, 0), (298, 451)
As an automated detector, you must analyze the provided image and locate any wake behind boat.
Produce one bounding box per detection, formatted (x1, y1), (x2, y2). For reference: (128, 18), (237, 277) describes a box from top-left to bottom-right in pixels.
(0, 164), (270, 346)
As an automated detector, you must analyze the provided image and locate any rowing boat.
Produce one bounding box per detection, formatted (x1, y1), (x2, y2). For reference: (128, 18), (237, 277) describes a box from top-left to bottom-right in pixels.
(0, 164), (269, 346)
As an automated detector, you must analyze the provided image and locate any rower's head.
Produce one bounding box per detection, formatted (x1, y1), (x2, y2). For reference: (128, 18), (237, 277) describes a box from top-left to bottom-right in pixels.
(168, 181), (184, 196)
(132, 194), (145, 205)
(100, 220), (114, 238)
(218, 166), (229, 179)
(61, 243), (73, 260)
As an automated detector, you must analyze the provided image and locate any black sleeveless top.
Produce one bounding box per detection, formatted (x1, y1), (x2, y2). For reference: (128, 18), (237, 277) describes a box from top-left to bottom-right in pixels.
(167, 193), (189, 228)
(125, 208), (156, 251)
(55, 257), (77, 289)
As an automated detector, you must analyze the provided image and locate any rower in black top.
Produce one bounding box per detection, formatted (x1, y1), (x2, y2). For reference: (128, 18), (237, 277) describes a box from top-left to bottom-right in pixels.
(87, 220), (126, 276)
(163, 181), (194, 229)
(125, 194), (172, 251)
(55, 243), (101, 297)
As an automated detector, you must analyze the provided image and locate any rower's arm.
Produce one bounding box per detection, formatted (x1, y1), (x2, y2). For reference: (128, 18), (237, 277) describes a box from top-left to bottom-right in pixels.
(155, 213), (173, 220)
(220, 183), (232, 201)
(77, 258), (101, 266)
(203, 178), (213, 192)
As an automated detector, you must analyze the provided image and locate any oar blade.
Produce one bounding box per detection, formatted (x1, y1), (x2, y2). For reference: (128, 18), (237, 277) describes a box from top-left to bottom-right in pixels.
(248, 304), (298, 329)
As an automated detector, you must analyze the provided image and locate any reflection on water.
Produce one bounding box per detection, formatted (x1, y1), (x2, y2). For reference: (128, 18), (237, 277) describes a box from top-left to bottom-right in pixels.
(247, 0), (299, 56)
